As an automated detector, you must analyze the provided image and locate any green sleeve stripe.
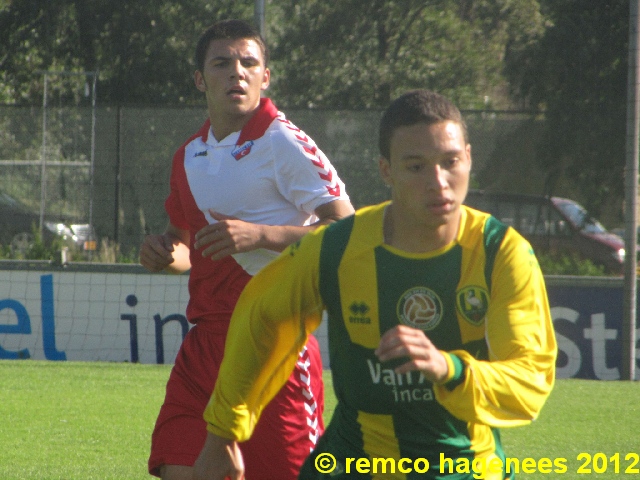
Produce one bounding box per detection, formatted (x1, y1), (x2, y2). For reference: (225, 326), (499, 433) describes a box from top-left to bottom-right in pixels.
(443, 353), (466, 391)
(483, 216), (508, 292)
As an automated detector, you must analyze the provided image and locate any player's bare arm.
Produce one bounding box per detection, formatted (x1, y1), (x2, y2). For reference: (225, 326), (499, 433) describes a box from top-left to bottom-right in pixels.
(193, 432), (245, 480)
(375, 325), (449, 384)
(139, 223), (191, 274)
(194, 198), (354, 261)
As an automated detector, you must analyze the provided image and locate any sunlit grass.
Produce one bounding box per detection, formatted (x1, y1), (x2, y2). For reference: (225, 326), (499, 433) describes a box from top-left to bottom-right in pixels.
(1, 361), (638, 479)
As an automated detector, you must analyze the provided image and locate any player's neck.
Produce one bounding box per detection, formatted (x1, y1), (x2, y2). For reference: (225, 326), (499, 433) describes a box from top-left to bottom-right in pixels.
(208, 105), (259, 142)
(383, 204), (460, 253)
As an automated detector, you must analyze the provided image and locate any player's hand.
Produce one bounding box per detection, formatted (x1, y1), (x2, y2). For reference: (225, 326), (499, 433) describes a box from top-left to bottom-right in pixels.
(139, 234), (175, 272)
(193, 432), (245, 480)
(194, 210), (264, 261)
(375, 325), (449, 383)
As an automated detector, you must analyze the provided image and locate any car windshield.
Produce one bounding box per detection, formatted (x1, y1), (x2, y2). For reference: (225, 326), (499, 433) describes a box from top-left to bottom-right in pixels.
(556, 200), (607, 234)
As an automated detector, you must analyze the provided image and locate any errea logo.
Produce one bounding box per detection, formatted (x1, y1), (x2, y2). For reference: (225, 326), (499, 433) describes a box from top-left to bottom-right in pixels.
(348, 301), (371, 324)
(288, 240), (301, 256)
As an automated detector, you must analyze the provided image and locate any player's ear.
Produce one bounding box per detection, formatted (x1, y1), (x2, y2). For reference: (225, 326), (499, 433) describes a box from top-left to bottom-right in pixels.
(261, 67), (271, 91)
(194, 70), (206, 92)
(379, 156), (392, 189)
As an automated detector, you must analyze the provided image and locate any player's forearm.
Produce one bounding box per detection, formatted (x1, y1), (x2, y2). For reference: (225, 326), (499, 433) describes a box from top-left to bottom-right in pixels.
(436, 303), (557, 426)
(163, 241), (191, 273)
(163, 228), (192, 273)
(193, 432), (244, 480)
(258, 198), (354, 251)
(434, 349), (556, 427)
(257, 224), (316, 252)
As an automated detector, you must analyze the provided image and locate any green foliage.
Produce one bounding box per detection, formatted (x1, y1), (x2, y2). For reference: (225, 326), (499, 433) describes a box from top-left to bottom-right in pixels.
(0, 228), (138, 263)
(0, 0), (253, 104)
(93, 238), (139, 264)
(537, 251), (607, 276)
(1, 1), (631, 238)
(269, 0), (546, 109)
(506, 0), (628, 217)
(0, 0), (546, 109)
(3, 224), (63, 261)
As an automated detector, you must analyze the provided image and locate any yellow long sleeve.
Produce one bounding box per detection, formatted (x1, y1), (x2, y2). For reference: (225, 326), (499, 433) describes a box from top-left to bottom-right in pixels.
(203, 230), (326, 441)
(434, 227), (557, 427)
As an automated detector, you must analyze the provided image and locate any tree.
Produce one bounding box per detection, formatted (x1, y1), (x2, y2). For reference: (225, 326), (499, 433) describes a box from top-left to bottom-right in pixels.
(0, 0), (252, 104)
(267, 0), (546, 109)
(506, 0), (629, 218)
(1, 0), (546, 108)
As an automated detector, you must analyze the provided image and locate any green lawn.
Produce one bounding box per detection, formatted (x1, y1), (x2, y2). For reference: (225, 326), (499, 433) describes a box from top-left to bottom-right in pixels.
(0, 361), (168, 480)
(499, 379), (640, 478)
(1, 360), (638, 479)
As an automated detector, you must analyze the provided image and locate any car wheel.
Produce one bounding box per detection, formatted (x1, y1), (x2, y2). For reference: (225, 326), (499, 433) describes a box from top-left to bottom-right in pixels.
(10, 232), (34, 255)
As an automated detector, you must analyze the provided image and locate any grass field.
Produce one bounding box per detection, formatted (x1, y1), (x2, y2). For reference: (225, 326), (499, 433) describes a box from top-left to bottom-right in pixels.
(1, 360), (639, 479)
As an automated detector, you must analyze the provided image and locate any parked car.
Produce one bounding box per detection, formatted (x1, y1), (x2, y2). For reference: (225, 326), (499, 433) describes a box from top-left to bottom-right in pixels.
(0, 191), (96, 253)
(464, 190), (627, 274)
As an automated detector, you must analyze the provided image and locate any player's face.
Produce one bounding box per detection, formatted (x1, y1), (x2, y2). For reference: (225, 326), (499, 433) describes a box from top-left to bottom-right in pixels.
(379, 121), (471, 242)
(195, 37), (270, 134)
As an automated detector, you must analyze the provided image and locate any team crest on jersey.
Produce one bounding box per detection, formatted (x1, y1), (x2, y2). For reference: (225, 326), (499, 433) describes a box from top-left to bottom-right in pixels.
(456, 286), (489, 326)
(397, 287), (443, 331)
(231, 141), (254, 160)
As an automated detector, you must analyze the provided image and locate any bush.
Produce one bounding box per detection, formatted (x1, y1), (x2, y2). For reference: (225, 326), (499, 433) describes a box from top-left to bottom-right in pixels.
(0, 226), (62, 261)
(537, 252), (607, 276)
(0, 229), (138, 264)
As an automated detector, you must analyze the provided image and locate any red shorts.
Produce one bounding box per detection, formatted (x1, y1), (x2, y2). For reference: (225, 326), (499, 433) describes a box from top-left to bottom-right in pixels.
(148, 322), (325, 479)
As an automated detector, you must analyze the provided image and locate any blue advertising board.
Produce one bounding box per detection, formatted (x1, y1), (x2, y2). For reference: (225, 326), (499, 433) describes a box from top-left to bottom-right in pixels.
(547, 277), (639, 380)
(0, 265), (638, 379)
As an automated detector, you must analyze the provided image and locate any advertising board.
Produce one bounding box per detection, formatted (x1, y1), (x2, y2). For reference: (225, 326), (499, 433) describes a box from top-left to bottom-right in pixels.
(0, 266), (637, 379)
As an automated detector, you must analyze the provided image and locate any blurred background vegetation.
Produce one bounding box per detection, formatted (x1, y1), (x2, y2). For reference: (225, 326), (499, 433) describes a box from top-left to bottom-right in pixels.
(0, 0), (631, 273)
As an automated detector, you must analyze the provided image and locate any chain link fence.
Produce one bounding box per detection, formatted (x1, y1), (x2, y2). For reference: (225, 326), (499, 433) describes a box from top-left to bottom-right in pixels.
(0, 104), (544, 256)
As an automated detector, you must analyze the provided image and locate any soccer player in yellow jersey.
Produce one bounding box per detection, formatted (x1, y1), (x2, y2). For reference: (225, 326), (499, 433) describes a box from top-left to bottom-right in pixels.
(193, 89), (557, 480)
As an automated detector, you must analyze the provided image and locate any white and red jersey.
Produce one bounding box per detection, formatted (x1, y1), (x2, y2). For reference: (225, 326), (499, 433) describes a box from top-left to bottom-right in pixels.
(165, 98), (349, 328)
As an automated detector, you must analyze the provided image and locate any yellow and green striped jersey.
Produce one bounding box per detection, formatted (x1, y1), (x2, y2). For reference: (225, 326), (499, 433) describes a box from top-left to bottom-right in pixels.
(205, 202), (557, 480)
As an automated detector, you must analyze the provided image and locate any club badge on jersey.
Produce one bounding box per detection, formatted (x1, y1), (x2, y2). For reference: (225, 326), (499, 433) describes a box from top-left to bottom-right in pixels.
(232, 141), (254, 160)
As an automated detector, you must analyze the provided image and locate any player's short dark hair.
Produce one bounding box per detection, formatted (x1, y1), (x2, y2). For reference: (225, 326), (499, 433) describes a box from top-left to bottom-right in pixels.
(378, 89), (468, 160)
(195, 19), (268, 73)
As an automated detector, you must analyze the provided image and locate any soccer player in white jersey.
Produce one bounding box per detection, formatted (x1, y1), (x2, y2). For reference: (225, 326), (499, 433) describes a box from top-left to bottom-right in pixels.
(139, 19), (354, 480)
